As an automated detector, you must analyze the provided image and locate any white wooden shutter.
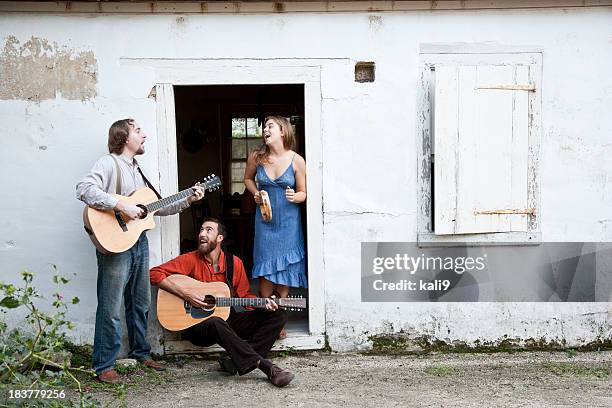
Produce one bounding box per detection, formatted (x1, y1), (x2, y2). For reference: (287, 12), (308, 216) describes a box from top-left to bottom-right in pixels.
(434, 65), (532, 234)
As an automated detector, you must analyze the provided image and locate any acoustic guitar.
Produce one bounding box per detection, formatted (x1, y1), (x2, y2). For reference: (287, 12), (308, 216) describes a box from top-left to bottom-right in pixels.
(157, 274), (307, 331)
(83, 175), (221, 254)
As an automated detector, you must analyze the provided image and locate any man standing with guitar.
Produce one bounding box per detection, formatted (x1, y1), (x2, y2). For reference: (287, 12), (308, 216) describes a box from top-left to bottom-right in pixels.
(150, 218), (295, 387)
(76, 118), (205, 383)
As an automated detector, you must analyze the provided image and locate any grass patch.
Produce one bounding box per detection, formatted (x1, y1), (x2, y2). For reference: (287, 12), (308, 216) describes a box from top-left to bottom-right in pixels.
(71, 363), (172, 407)
(545, 363), (610, 379)
(424, 363), (459, 377)
(269, 348), (326, 359)
(276, 346), (297, 358)
(64, 347), (171, 407)
(64, 342), (93, 369)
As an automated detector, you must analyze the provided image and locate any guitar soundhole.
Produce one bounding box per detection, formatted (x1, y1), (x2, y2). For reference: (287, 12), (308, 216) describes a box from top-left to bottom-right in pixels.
(202, 295), (216, 311)
(137, 204), (148, 219)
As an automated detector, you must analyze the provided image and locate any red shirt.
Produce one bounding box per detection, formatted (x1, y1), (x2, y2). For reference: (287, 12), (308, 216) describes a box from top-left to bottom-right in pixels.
(150, 251), (256, 299)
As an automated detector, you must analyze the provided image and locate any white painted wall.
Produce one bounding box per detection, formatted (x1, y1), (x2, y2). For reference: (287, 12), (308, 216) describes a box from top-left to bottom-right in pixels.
(0, 7), (611, 352)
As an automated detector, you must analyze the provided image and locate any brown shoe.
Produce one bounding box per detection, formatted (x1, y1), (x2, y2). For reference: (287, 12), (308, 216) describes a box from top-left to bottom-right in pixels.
(140, 358), (166, 371)
(97, 369), (121, 384)
(267, 364), (295, 387)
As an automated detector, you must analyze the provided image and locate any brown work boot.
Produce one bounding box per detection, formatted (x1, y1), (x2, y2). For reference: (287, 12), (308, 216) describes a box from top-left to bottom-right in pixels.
(97, 369), (121, 384)
(268, 364), (295, 387)
(259, 359), (295, 387)
(140, 358), (166, 371)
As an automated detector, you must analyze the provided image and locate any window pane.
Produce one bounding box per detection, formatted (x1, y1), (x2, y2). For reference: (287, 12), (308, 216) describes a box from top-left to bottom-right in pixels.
(231, 182), (244, 195)
(232, 118), (246, 138)
(232, 139), (247, 159)
(231, 161), (246, 182)
(246, 118), (261, 138)
(246, 137), (261, 152)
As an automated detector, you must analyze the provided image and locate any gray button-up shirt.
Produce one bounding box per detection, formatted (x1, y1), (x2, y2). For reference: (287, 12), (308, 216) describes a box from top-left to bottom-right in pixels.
(76, 153), (189, 216)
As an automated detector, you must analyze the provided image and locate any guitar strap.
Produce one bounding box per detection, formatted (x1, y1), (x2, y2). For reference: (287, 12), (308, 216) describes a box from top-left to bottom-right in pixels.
(136, 166), (163, 199)
(223, 249), (246, 312)
(223, 249), (235, 297)
(108, 154), (122, 194)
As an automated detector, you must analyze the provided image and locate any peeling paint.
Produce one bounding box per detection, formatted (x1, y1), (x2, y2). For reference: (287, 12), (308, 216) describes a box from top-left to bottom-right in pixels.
(147, 86), (157, 100)
(368, 15), (383, 33)
(0, 35), (97, 102)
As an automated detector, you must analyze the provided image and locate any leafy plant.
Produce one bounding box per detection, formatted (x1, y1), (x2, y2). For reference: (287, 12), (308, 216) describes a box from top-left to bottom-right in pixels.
(277, 346), (297, 358)
(0, 267), (97, 407)
(424, 363), (459, 376)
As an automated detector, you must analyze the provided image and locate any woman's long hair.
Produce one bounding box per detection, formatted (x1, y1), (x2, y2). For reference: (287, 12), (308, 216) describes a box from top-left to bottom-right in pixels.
(253, 116), (295, 165)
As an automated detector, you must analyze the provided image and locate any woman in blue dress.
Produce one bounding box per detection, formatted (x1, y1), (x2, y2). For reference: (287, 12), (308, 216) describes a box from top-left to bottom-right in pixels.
(244, 116), (308, 309)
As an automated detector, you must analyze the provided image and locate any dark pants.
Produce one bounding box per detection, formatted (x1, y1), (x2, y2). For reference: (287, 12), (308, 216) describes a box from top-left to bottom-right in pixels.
(185, 309), (287, 375)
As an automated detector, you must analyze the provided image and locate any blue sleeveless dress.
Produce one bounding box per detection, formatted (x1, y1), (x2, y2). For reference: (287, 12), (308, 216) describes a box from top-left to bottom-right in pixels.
(252, 157), (307, 288)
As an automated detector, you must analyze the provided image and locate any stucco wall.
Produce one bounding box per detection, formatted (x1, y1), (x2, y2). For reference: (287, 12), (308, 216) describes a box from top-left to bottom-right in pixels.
(0, 7), (611, 352)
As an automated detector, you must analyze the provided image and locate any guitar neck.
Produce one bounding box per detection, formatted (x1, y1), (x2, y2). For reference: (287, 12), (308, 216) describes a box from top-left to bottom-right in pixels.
(216, 297), (289, 307)
(145, 187), (194, 213)
(217, 297), (269, 307)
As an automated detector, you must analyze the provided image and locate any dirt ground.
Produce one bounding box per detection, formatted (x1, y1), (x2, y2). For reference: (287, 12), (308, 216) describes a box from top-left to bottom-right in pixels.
(91, 351), (612, 408)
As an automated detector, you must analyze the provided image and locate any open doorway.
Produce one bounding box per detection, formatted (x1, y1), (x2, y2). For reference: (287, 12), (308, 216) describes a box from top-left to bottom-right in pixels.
(172, 84), (308, 344)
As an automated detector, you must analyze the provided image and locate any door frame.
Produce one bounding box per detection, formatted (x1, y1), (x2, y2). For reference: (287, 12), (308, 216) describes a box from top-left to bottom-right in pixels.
(154, 60), (325, 351)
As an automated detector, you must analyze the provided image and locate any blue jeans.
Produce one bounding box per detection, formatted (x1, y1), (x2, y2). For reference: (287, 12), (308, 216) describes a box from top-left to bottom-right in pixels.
(93, 233), (151, 375)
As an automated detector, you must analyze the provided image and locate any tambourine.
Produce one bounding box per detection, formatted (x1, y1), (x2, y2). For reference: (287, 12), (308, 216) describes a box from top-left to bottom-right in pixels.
(259, 190), (272, 222)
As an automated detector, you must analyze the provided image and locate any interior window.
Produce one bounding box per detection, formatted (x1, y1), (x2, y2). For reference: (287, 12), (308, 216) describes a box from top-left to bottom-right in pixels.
(230, 117), (262, 194)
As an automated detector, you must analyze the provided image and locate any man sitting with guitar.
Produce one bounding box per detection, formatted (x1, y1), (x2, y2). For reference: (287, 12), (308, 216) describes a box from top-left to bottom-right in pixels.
(150, 218), (295, 387)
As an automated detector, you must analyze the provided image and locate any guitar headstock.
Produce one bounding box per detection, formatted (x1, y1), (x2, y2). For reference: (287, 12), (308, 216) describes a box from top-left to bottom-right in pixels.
(278, 296), (307, 311)
(198, 174), (222, 192)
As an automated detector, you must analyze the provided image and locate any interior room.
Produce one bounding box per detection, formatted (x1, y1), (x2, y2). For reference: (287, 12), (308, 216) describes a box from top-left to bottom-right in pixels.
(173, 84), (309, 339)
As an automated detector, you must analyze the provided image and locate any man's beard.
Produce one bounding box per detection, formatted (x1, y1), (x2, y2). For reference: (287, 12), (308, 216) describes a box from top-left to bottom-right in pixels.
(198, 239), (217, 255)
